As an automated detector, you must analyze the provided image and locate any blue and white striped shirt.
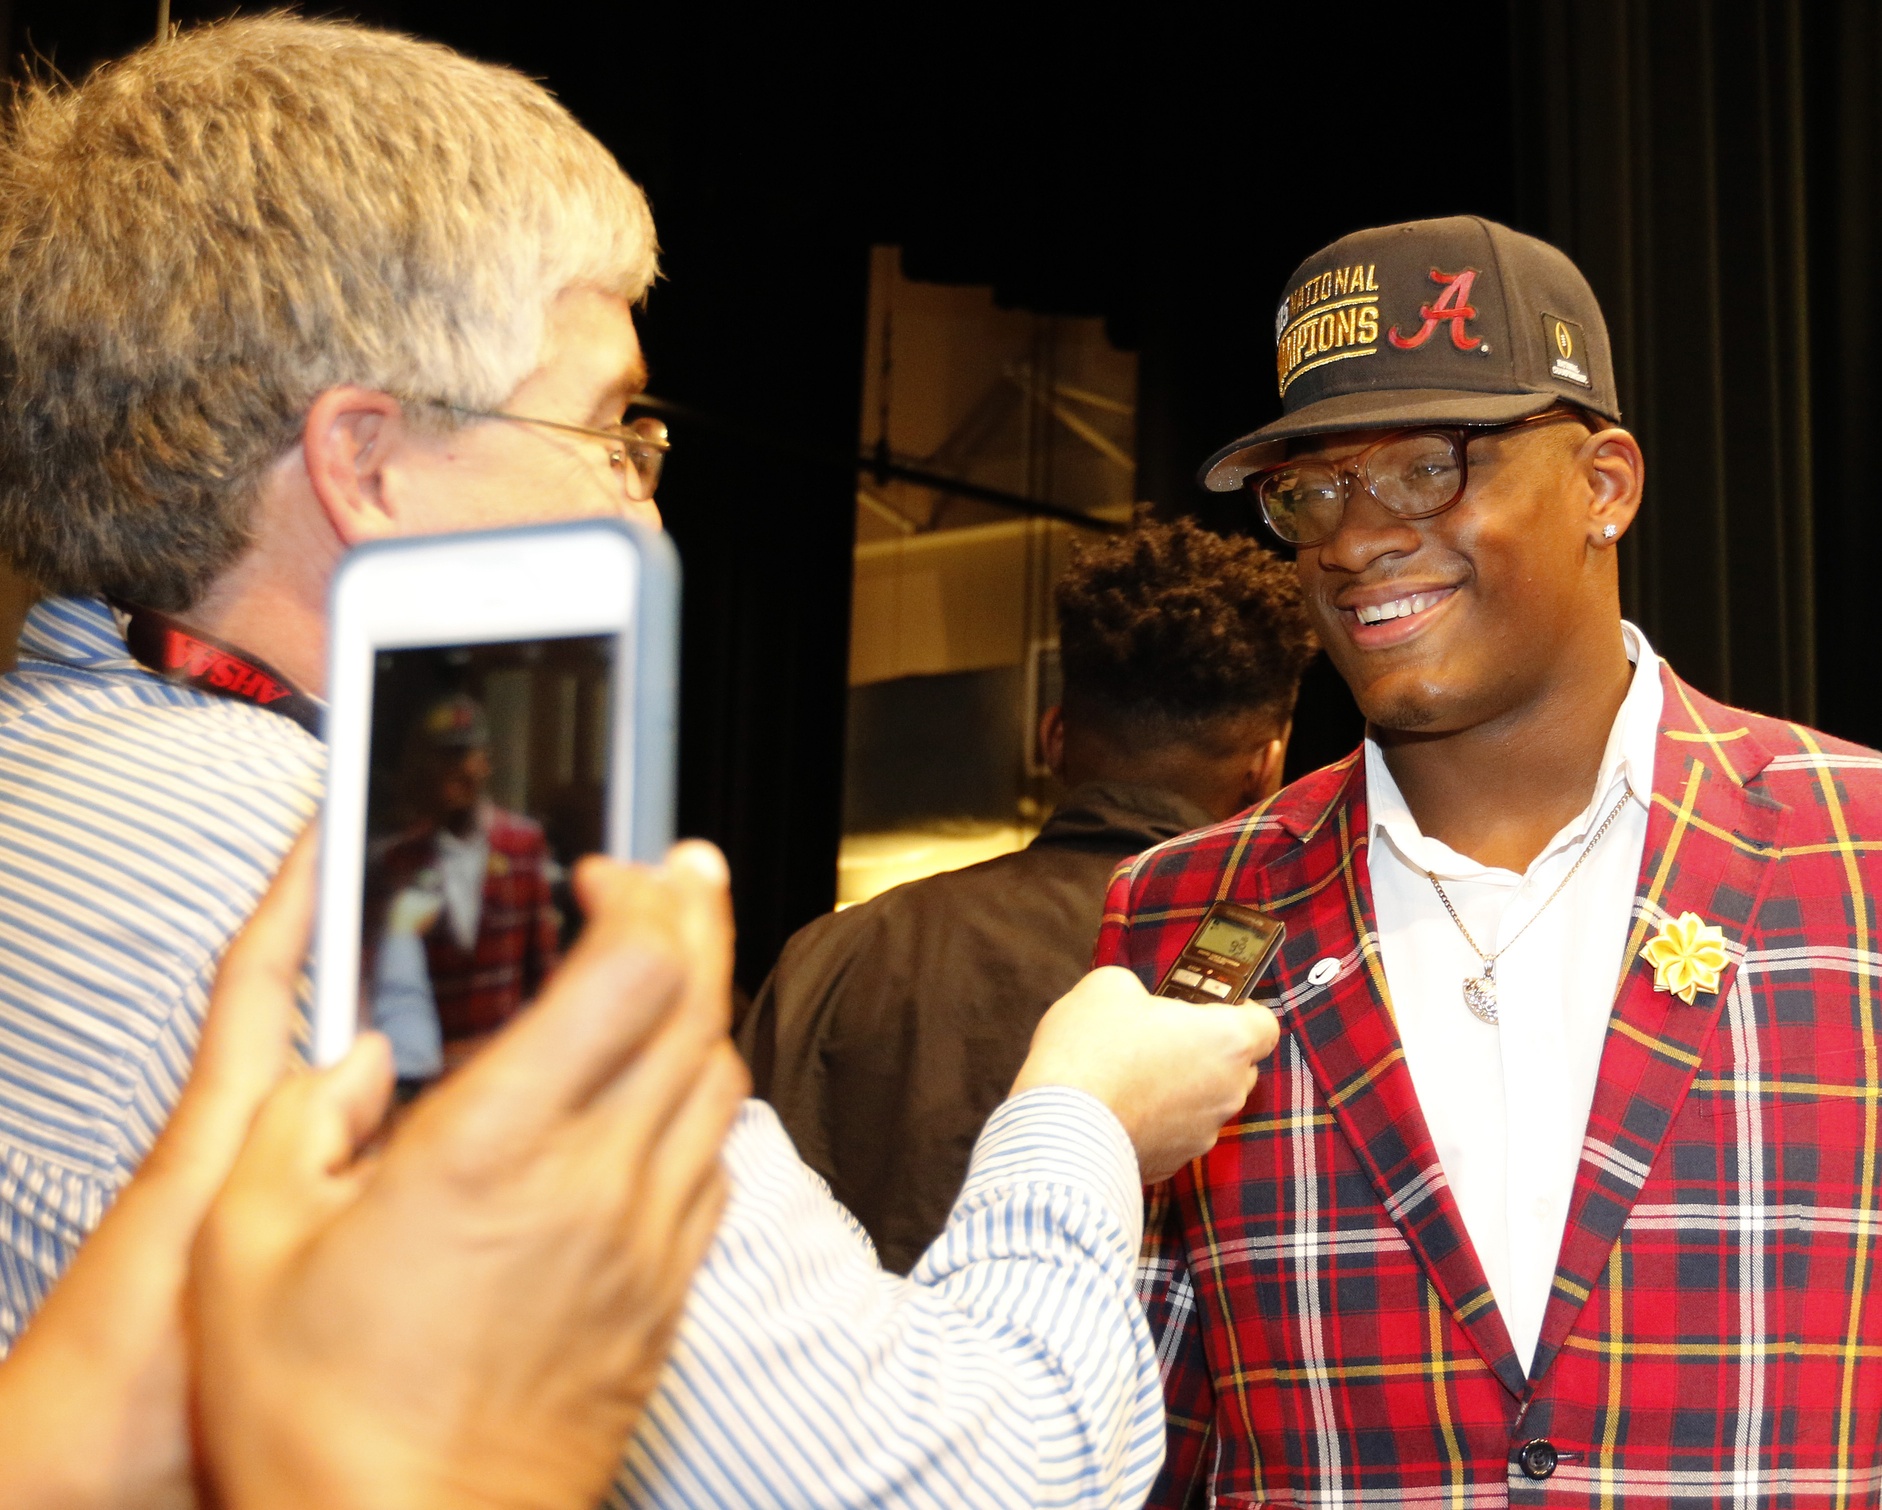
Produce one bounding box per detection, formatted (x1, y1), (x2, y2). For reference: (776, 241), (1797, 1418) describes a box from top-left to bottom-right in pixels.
(623, 1091), (1163, 1507)
(0, 595), (1164, 1505)
(0, 595), (324, 1344)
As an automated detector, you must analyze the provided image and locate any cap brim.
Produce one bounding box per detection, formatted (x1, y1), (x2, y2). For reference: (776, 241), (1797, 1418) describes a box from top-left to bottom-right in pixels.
(1198, 389), (1566, 492)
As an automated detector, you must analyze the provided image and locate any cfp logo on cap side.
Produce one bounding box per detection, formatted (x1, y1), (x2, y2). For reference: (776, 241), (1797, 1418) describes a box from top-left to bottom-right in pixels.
(1274, 262), (1380, 397)
(1544, 313), (1592, 388)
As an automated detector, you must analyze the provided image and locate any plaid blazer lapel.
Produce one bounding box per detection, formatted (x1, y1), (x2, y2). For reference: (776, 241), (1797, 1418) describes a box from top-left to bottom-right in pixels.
(1273, 756), (1529, 1397)
(1528, 668), (1786, 1382)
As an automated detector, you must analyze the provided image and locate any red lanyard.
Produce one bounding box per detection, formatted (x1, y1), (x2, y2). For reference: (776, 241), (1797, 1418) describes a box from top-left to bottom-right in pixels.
(115, 602), (324, 738)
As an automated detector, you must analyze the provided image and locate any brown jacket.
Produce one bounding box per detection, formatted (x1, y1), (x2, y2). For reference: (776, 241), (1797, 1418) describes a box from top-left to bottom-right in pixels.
(738, 782), (1213, 1273)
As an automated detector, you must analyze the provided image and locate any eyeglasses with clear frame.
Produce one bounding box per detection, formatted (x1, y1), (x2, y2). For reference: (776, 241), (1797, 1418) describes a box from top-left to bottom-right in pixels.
(421, 401), (671, 503)
(1246, 408), (1591, 548)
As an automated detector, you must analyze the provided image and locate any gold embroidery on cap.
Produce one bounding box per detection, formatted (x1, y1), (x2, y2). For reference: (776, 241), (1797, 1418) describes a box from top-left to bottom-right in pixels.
(1276, 263), (1380, 396)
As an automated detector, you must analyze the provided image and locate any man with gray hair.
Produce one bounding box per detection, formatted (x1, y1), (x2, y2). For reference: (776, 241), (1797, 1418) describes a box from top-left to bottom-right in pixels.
(0, 17), (1280, 1506)
(0, 8), (666, 1328)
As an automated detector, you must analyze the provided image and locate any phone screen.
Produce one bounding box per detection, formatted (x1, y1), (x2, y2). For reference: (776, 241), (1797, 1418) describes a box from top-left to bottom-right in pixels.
(360, 633), (614, 1097)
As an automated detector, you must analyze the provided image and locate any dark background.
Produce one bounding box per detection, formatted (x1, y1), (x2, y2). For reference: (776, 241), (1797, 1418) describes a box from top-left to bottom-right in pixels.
(11, 0), (1874, 988)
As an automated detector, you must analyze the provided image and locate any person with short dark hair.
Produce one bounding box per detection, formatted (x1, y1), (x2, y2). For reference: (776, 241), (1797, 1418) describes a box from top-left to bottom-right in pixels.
(741, 516), (1317, 1271)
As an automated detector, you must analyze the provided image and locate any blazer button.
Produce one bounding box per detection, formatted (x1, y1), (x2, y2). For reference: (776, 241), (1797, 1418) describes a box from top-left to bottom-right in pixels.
(1518, 1438), (1558, 1480)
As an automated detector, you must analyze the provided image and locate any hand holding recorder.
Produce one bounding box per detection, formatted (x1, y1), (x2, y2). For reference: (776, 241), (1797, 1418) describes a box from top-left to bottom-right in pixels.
(1014, 901), (1286, 1183)
(1013, 966), (1281, 1184)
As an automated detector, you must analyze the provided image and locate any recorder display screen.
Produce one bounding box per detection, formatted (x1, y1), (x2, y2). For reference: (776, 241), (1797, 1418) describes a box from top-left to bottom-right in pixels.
(360, 634), (613, 1096)
(1192, 916), (1279, 965)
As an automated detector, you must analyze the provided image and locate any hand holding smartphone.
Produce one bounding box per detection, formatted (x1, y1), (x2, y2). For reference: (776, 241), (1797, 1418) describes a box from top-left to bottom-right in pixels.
(312, 519), (679, 1081)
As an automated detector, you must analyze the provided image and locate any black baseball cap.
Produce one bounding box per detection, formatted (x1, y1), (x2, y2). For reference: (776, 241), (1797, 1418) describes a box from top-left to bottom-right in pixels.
(1200, 215), (1621, 492)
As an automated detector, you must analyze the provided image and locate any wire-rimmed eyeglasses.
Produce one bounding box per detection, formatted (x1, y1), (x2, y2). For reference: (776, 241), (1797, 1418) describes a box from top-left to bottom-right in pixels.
(420, 400), (670, 502)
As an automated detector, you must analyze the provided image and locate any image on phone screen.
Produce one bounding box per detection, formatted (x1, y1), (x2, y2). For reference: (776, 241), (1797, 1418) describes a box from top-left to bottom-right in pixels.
(360, 634), (614, 1099)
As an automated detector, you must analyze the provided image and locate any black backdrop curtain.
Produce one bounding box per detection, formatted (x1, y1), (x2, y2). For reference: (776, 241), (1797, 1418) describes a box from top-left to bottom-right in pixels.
(1510, 0), (1817, 723)
(1802, 2), (1882, 751)
(1509, 0), (1882, 750)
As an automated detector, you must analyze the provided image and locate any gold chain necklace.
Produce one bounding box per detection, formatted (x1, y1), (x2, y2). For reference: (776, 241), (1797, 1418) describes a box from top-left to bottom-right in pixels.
(1426, 786), (1633, 1026)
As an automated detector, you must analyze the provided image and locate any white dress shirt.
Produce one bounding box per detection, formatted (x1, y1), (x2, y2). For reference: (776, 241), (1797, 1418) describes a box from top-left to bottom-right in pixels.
(434, 818), (490, 950)
(1363, 622), (1662, 1373)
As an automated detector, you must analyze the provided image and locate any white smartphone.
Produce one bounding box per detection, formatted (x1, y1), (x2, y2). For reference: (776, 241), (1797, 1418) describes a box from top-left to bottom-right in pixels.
(311, 518), (680, 1078)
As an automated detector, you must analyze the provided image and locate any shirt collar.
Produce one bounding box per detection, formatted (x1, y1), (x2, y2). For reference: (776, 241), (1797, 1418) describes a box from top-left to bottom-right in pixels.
(1032, 781), (1218, 853)
(17, 593), (332, 724)
(15, 595), (143, 675)
(1364, 620), (1664, 882)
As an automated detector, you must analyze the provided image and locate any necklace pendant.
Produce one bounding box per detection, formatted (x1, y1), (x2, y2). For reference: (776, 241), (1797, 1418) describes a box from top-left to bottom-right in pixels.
(1462, 970), (1499, 1025)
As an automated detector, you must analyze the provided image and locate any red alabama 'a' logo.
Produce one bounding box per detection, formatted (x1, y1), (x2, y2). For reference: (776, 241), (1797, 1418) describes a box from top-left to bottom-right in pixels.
(1388, 268), (1483, 351)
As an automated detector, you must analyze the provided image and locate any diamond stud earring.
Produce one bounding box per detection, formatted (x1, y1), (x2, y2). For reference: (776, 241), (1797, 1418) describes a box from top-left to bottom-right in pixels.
(1602, 524), (1618, 539)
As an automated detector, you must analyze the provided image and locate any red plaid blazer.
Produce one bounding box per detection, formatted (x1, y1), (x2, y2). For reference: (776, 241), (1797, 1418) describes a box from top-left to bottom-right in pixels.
(1097, 668), (1882, 1507)
(373, 808), (560, 1040)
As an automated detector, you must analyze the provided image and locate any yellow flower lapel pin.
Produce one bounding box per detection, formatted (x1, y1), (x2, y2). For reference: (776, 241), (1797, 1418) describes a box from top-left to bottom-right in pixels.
(1639, 912), (1730, 1003)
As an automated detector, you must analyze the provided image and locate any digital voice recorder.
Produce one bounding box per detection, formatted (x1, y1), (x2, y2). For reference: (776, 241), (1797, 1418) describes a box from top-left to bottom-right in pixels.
(1154, 901), (1286, 1004)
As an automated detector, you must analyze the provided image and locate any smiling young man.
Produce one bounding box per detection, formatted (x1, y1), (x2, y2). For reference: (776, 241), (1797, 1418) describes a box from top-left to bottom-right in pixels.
(1101, 216), (1882, 1506)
